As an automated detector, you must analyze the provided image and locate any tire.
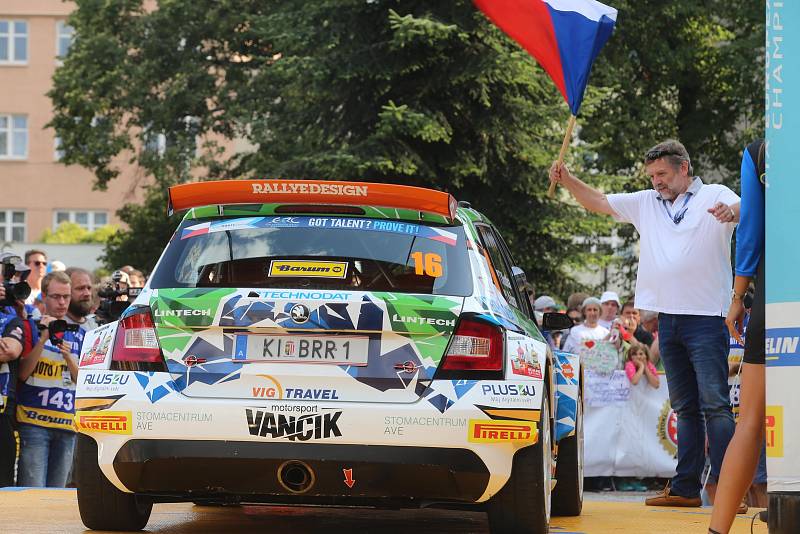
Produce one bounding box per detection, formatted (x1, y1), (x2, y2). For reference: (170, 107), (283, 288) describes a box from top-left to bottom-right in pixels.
(75, 434), (153, 531)
(487, 391), (552, 534)
(551, 389), (583, 516)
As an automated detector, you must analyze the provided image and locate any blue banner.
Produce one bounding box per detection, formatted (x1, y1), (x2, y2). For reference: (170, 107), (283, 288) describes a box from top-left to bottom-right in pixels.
(766, 2), (799, 303)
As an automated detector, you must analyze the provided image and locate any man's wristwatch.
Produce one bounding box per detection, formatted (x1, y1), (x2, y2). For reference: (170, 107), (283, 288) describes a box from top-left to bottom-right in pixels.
(732, 291), (745, 301)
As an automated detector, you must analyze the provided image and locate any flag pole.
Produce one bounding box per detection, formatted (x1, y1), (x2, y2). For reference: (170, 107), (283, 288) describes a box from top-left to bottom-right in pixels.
(548, 114), (577, 198)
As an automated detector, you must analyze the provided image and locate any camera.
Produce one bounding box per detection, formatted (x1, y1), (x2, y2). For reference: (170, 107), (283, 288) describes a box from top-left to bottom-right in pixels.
(0, 254), (32, 307)
(36, 319), (80, 346)
(96, 270), (143, 324)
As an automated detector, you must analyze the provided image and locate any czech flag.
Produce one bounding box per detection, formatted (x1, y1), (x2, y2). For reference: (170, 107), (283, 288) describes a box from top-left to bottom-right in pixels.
(475, 0), (618, 116)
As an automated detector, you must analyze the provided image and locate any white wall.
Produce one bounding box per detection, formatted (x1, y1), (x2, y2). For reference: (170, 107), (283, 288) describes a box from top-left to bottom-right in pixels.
(1, 243), (106, 272)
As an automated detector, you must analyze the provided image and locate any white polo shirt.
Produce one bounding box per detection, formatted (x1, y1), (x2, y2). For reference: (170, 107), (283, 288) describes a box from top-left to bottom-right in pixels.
(607, 178), (739, 316)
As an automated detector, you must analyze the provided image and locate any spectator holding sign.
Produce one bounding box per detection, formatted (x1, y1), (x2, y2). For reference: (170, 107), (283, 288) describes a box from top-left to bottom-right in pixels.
(562, 297), (609, 355)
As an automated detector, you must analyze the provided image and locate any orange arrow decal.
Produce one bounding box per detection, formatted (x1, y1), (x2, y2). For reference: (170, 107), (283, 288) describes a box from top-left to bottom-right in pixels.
(343, 468), (355, 488)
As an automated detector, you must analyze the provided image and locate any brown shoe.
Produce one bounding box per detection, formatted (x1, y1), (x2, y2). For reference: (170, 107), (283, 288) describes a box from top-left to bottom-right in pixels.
(645, 485), (702, 507)
(737, 501), (749, 515)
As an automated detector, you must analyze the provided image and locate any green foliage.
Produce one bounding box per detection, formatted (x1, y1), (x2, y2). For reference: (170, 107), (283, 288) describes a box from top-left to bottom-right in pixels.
(39, 222), (118, 244)
(581, 0), (764, 178)
(50, 0), (764, 296)
(100, 187), (184, 274)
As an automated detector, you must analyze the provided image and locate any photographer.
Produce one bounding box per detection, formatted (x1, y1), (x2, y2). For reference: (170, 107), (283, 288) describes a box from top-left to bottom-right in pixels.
(16, 271), (85, 488)
(95, 269), (142, 324)
(0, 255), (27, 487)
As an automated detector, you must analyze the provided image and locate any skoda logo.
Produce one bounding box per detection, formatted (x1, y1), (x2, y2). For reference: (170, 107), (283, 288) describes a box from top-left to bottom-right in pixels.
(290, 304), (310, 324)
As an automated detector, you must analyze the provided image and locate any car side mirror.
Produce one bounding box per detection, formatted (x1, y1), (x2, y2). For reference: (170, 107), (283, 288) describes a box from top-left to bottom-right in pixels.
(541, 312), (573, 331)
(511, 266), (528, 295)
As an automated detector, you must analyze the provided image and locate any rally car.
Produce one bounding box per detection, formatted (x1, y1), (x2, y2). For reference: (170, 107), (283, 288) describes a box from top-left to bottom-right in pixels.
(74, 180), (583, 533)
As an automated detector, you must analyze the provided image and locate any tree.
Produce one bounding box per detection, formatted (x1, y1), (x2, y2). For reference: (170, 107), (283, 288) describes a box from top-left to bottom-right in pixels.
(50, 0), (763, 296)
(100, 187), (184, 274)
(50, 0), (611, 294)
(582, 0), (764, 180)
(40, 222), (118, 244)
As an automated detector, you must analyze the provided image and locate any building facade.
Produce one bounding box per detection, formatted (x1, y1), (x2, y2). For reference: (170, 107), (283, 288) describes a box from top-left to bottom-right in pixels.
(0, 1), (143, 247)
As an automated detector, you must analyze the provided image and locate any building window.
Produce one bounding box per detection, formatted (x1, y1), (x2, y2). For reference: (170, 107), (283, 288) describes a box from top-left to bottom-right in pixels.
(0, 21), (28, 64)
(144, 131), (167, 156)
(54, 135), (65, 161)
(56, 21), (75, 59)
(54, 210), (109, 232)
(0, 114), (28, 159)
(0, 210), (26, 242)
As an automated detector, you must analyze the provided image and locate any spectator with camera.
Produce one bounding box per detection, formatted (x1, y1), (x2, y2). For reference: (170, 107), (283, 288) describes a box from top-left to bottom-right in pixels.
(64, 268), (99, 332)
(621, 299), (655, 348)
(123, 267), (146, 290)
(16, 271), (86, 487)
(23, 250), (48, 306)
(0, 255), (29, 487)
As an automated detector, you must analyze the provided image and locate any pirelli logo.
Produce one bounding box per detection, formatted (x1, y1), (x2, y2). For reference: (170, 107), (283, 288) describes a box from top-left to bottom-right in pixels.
(468, 419), (538, 444)
(269, 260), (348, 279)
(75, 411), (132, 435)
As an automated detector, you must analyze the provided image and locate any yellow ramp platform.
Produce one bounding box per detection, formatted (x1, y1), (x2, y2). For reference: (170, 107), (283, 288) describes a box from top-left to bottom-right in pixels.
(0, 489), (767, 533)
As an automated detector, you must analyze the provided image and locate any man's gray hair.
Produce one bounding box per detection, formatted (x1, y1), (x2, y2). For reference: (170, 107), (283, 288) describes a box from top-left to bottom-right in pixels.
(644, 139), (694, 177)
(640, 310), (659, 322)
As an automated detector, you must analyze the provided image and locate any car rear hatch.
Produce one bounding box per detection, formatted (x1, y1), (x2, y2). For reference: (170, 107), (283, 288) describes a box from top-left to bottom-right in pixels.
(147, 213), (472, 404)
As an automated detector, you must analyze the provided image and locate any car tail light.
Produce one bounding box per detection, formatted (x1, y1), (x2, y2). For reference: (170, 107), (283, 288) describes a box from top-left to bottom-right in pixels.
(440, 317), (504, 372)
(110, 307), (167, 371)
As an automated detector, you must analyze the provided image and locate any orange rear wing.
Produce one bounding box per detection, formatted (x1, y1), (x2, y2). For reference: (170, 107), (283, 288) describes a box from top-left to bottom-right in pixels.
(168, 180), (458, 221)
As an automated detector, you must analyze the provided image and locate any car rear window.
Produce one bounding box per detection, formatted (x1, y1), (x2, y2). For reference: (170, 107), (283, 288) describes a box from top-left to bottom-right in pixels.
(149, 215), (473, 296)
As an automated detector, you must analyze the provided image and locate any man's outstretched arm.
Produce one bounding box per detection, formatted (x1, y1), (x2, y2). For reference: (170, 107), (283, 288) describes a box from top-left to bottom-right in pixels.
(549, 162), (616, 216)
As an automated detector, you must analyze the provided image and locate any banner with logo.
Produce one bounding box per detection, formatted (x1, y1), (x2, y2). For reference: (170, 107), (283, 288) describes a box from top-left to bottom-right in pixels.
(766, 0), (800, 498)
(584, 375), (677, 477)
(585, 351), (750, 478)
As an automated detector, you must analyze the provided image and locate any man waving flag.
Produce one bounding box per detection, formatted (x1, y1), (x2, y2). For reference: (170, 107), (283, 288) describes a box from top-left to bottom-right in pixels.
(474, 0), (618, 194)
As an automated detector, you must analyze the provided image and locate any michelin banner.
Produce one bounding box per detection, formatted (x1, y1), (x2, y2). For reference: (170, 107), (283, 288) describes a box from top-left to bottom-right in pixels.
(766, 0), (800, 496)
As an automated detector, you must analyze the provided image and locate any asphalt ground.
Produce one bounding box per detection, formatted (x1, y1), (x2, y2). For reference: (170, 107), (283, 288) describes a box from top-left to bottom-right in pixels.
(0, 488), (768, 533)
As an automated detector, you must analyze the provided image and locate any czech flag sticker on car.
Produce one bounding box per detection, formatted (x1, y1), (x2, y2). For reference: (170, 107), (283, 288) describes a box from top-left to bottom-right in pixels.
(269, 260), (348, 279)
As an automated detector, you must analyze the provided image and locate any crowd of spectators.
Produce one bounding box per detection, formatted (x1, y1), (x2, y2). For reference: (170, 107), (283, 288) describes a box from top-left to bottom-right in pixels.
(531, 289), (661, 370)
(0, 249), (146, 488)
(528, 286), (762, 501)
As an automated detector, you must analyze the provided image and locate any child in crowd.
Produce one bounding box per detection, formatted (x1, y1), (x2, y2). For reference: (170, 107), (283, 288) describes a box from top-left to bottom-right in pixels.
(625, 345), (659, 388)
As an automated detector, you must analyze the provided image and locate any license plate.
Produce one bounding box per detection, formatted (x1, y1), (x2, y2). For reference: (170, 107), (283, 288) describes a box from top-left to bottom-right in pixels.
(234, 334), (369, 365)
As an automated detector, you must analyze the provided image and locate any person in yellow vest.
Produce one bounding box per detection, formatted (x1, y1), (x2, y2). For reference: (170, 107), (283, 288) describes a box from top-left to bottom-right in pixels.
(16, 271), (85, 487)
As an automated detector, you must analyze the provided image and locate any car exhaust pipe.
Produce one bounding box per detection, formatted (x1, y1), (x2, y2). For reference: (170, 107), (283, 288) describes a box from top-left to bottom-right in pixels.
(277, 460), (315, 494)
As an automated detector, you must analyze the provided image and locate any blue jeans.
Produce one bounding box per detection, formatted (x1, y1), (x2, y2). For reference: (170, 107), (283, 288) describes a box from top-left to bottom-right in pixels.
(17, 424), (76, 487)
(658, 313), (735, 498)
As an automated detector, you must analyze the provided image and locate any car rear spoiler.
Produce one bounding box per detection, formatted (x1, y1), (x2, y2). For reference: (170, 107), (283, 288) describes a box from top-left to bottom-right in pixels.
(167, 180), (459, 222)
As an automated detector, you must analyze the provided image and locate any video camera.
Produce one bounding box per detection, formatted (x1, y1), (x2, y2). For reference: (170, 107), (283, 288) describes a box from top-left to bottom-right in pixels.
(96, 270), (143, 324)
(36, 319), (80, 346)
(0, 254), (32, 307)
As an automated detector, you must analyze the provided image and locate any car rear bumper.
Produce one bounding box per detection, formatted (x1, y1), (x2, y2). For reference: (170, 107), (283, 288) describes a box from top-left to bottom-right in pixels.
(113, 439), (490, 504)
